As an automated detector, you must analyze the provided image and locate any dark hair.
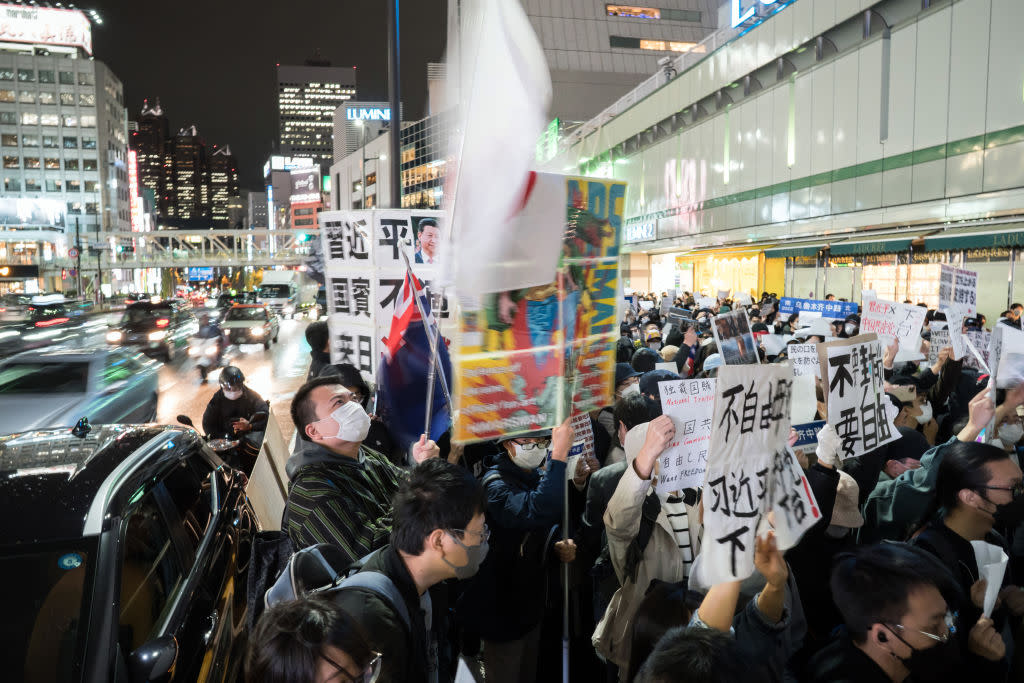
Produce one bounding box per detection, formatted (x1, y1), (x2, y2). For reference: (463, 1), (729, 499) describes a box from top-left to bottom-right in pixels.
(1013, 303), (1023, 311)
(318, 363), (371, 409)
(390, 459), (486, 555)
(632, 347), (660, 373)
(830, 543), (959, 643)
(291, 376), (347, 441)
(634, 626), (764, 683)
(246, 596), (373, 683)
(614, 393), (651, 443)
(627, 582), (701, 682)
(932, 440), (1008, 514)
(305, 320), (330, 353)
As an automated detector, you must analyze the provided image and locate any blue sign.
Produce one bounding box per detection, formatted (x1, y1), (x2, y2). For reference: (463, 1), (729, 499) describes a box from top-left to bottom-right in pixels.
(347, 107), (391, 121)
(792, 421), (826, 448)
(778, 297), (857, 319)
(188, 267), (214, 282)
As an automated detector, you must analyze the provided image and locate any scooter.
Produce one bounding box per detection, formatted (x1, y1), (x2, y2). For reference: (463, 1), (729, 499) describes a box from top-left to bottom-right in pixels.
(188, 336), (223, 382)
(177, 411), (268, 475)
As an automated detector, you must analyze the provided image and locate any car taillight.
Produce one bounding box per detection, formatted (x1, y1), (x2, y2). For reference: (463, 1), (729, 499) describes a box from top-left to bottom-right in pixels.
(35, 317), (69, 327)
(0, 307), (6, 312)
(155, 318), (170, 328)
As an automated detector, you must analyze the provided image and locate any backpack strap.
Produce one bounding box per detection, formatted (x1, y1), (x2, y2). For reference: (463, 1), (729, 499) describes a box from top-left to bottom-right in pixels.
(623, 492), (662, 584)
(333, 571), (412, 633)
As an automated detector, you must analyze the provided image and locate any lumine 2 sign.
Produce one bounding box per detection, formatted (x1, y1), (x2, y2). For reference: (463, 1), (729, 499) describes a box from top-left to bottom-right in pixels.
(731, 0), (788, 28)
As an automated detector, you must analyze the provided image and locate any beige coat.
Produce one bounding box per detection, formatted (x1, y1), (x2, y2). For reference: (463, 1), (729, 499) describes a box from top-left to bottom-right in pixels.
(592, 422), (703, 674)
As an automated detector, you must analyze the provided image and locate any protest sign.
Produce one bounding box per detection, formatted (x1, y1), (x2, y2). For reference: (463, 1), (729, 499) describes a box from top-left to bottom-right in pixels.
(760, 301), (775, 319)
(788, 343), (820, 378)
(792, 420), (826, 448)
(320, 210), (448, 376)
(703, 364), (793, 581)
(939, 265), (978, 316)
(712, 309), (760, 365)
(778, 297), (857, 320)
(453, 176), (623, 442)
(697, 296), (717, 310)
(769, 447), (822, 551)
(860, 299), (927, 350)
(990, 324), (1024, 390)
(666, 307), (694, 330)
(964, 329), (991, 372)
(736, 292), (753, 306)
(928, 329), (950, 366)
(660, 295), (671, 316)
(656, 362), (678, 374)
(971, 541), (1008, 618)
(818, 334), (900, 459)
(941, 305), (968, 361)
(761, 334), (789, 357)
(567, 412), (596, 481)
(639, 300), (654, 311)
(717, 289), (730, 302)
(790, 374), (818, 424)
(657, 378), (716, 492)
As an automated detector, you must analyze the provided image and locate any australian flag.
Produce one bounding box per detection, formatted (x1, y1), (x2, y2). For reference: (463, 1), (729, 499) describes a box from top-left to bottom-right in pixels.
(377, 270), (453, 453)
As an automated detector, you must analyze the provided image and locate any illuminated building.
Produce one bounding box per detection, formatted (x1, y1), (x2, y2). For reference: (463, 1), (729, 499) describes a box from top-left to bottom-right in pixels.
(276, 57), (357, 173)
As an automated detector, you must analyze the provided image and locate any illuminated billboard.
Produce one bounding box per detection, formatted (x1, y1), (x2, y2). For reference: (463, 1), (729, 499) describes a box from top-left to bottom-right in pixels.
(289, 168), (320, 205)
(0, 3), (92, 55)
(127, 150), (144, 231)
(0, 198), (65, 229)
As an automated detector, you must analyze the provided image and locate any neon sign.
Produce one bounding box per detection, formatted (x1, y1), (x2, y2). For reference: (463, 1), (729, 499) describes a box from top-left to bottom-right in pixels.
(127, 150), (143, 231)
(346, 108), (391, 121)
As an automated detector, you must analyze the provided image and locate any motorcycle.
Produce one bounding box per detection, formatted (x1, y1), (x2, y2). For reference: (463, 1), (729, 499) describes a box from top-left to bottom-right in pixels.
(188, 336), (223, 382)
(177, 411), (268, 475)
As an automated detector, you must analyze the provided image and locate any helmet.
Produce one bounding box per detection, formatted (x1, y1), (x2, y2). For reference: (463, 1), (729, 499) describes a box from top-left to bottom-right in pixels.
(220, 366), (245, 388)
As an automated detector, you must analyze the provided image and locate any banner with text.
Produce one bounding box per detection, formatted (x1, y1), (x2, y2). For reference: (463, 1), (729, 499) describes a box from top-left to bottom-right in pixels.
(657, 378), (716, 492)
(778, 297), (858, 320)
(939, 265), (978, 317)
(860, 299), (927, 351)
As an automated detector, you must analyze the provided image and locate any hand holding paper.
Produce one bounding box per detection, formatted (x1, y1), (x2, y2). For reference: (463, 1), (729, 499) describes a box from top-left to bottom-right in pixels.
(970, 540), (1008, 618)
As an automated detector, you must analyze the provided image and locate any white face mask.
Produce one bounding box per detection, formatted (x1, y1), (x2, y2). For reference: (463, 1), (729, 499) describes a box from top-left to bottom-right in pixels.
(648, 341), (662, 352)
(222, 387), (242, 401)
(620, 383), (640, 398)
(915, 402), (933, 425)
(314, 400), (371, 443)
(999, 422), (1024, 446)
(844, 323), (857, 336)
(512, 442), (548, 469)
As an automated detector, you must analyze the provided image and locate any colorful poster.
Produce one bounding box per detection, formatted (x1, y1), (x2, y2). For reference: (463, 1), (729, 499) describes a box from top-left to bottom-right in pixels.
(656, 378), (716, 492)
(819, 334), (900, 459)
(778, 297), (858, 319)
(453, 176), (624, 442)
(712, 309), (759, 365)
(703, 364), (794, 582)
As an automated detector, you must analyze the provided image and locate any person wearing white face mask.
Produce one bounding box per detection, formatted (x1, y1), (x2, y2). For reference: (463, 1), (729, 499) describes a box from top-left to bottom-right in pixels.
(284, 375), (440, 563)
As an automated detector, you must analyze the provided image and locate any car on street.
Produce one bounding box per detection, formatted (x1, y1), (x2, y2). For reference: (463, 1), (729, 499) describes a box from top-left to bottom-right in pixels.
(0, 292), (32, 322)
(0, 346), (159, 434)
(0, 422), (257, 682)
(220, 304), (280, 349)
(215, 291), (257, 311)
(106, 301), (198, 362)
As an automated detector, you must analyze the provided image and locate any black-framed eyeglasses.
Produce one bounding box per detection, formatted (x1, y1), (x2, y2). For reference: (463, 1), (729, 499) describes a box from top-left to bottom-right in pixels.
(977, 482), (1024, 497)
(887, 610), (958, 644)
(449, 523), (491, 544)
(511, 439), (551, 451)
(321, 650), (382, 683)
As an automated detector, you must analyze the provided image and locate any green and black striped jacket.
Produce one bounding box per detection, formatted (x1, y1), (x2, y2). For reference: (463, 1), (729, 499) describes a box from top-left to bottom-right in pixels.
(285, 444), (406, 563)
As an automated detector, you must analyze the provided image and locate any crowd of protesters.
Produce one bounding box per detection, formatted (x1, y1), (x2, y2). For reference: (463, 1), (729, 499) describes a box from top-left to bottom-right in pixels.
(244, 297), (1024, 682)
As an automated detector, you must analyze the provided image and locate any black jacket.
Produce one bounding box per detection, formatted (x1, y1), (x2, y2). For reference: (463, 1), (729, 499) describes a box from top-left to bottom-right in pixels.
(801, 633), (894, 683)
(307, 348), (332, 381)
(332, 545), (451, 683)
(201, 385), (268, 438)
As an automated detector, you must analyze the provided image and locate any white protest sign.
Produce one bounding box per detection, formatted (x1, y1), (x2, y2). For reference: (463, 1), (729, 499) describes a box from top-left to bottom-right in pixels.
(657, 378), (717, 492)
(860, 299), (927, 351)
(639, 300), (654, 311)
(660, 294), (672, 316)
(971, 541), (1008, 618)
(940, 265), (978, 317)
(788, 343), (820, 378)
(941, 305), (968, 361)
(736, 292), (753, 306)
(820, 334), (900, 459)
(761, 334), (788, 357)
(964, 329), (991, 372)
(770, 447), (823, 551)
(790, 373), (819, 423)
(991, 324), (1024, 390)
(928, 329), (950, 366)
(656, 362), (678, 374)
(703, 364), (793, 582)
(567, 412), (596, 484)
(697, 296), (717, 310)
(717, 289), (730, 302)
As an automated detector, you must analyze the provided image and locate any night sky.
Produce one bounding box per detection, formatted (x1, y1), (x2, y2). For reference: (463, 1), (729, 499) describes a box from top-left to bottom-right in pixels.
(88, 0), (447, 189)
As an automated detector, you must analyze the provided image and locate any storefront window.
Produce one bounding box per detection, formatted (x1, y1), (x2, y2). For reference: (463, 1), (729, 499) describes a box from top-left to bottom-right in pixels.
(967, 248), (1011, 323)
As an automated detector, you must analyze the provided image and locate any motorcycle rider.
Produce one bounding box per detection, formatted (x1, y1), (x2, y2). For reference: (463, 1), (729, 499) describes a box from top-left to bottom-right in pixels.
(194, 313), (225, 380)
(202, 366), (269, 471)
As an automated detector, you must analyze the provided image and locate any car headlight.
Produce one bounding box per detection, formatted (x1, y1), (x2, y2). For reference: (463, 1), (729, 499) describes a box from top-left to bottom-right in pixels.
(106, 330), (122, 342)
(250, 326), (265, 336)
(148, 330), (168, 341)
(283, 305), (294, 314)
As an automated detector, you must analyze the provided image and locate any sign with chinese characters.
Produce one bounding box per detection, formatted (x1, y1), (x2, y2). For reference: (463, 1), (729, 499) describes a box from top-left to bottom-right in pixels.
(964, 329), (992, 372)
(778, 297), (858, 320)
(453, 176), (623, 442)
(860, 299), (927, 351)
(0, 4), (92, 55)
(770, 447), (822, 551)
(939, 265), (978, 317)
(568, 411), (596, 472)
(791, 420), (826, 448)
(657, 378), (716, 491)
(788, 343), (820, 378)
(319, 209), (445, 376)
(819, 334), (900, 459)
(702, 364), (793, 582)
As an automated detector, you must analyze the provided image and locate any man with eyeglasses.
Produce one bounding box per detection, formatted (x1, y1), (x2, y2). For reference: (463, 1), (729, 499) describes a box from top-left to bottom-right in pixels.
(333, 459), (488, 683)
(804, 543), (1007, 682)
(285, 375), (439, 563)
(457, 420), (578, 683)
